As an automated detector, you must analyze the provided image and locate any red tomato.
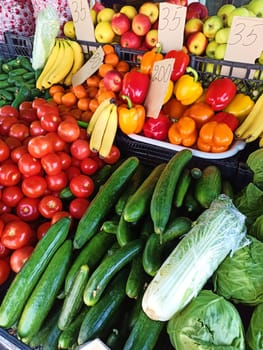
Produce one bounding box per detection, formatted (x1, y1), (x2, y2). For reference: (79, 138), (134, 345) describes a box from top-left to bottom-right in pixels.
(0, 105), (19, 119)
(57, 119), (80, 143)
(50, 211), (73, 225)
(32, 98), (47, 110)
(16, 197), (40, 222)
(0, 259), (11, 285)
(9, 122), (29, 141)
(0, 241), (11, 258)
(19, 101), (33, 111)
(29, 120), (46, 136)
(0, 213), (19, 224)
(57, 151), (72, 170)
(70, 139), (91, 160)
(65, 166), (81, 180)
(0, 201), (11, 215)
(38, 195), (63, 219)
(0, 116), (17, 136)
(0, 163), (21, 186)
(46, 132), (66, 152)
(18, 153), (42, 176)
(21, 176), (47, 198)
(0, 139), (10, 162)
(19, 108), (38, 125)
(69, 174), (94, 198)
(2, 186), (24, 207)
(10, 245), (34, 273)
(103, 145), (121, 164)
(1, 220), (34, 250)
(45, 172), (68, 192)
(4, 135), (22, 150)
(69, 198), (90, 219)
(36, 221), (51, 240)
(80, 157), (99, 175)
(41, 153), (62, 176)
(10, 145), (27, 163)
(27, 135), (53, 158)
(36, 104), (59, 120)
(40, 113), (62, 132)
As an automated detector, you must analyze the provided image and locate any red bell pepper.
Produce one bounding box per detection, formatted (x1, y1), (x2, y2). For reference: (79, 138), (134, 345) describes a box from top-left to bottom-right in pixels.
(143, 111), (172, 141)
(164, 49), (190, 81)
(121, 70), (150, 105)
(210, 111), (239, 132)
(205, 77), (237, 111)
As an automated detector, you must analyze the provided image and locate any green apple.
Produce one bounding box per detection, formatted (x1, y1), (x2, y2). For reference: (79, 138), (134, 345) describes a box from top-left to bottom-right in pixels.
(203, 15), (223, 40)
(120, 5), (137, 21)
(94, 21), (115, 43)
(205, 40), (219, 59)
(227, 7), (250, 27)
(214, 43), (227, 60)
(203, 62), (221, 74)
(215, 27), (231, 44)
(97, 7), (115, 23)
(247, 0), (263, 17)
(217, 4), (236, 27)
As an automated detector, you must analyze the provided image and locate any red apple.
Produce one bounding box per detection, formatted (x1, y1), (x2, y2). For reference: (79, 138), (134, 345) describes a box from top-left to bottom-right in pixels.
(186, 2), (208, 20)
(166, 0), (188, 6)
(120, 30), (142, 49)
(92, 1), (105, 13)
(111, 12), (131, 36)
(103, 69), (123, 92)
(184, 18), (203, 38)
(151, 20), (159, 30)
(132, 13), (152, 36)
(186, 31), (208, 56)
(145, 29), (158, 49)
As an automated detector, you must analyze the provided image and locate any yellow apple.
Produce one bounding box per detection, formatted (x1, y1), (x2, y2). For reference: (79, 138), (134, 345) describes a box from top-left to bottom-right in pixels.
(97, 7), (115, 23)
(120, 5), (137, 21)
(95, 21), (115, 43)
(63, 21), (76, 39)
(139, 2), (159, 24)
(90, 8), (97, 26)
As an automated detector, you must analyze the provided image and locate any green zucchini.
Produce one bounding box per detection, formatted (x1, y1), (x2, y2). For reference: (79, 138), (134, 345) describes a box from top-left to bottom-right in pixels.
(83, 239), (144, 306)
(0, 217), (71, 328)
(123, 163), (166, 223)
(78, 269), (128, 345)
(126, 253), (147, 299)
(173, 168), (192, 208)
(150, 149), (192, 235)
(17, 239), (72, 339)
(194, 165), (222, 208)
(73, 156), (140, 249)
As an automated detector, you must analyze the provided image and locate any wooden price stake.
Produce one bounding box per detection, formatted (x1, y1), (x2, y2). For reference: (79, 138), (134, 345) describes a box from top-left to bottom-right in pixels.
(222, 16), (263, 78)
(158, 3), (186, 53)
(144, 58), (175, 119)
(68, 0), (95, 42)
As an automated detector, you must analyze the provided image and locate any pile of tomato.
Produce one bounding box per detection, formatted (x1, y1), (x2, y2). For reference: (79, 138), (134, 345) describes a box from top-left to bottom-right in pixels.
(0, 99), (121, 285)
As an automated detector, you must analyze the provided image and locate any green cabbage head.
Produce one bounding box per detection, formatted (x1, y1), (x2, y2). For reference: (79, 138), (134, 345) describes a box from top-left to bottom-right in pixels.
(246, 303), (263, 350)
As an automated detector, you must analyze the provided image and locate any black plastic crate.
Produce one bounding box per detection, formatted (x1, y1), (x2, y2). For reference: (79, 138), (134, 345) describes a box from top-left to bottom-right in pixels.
(4, 32), (34, 59)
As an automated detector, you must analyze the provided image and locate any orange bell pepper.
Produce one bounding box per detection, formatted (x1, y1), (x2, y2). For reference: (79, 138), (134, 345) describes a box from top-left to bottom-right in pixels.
(162, 97), (187, 119)
(118, 95), (145, 134)
(197, 121), (234, 153)
(182, 101), (215, 128)
(140, 44), (163, 75)
(168, 116), (197, 147)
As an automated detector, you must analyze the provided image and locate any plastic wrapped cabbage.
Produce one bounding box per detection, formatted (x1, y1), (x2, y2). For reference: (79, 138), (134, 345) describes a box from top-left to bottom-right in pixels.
(246, 303), (263, 350)
(167, 289), (246, 350)
(213, 235), (263, 305)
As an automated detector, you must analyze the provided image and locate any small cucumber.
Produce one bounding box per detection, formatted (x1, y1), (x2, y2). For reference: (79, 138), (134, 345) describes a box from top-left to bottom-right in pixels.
(23, 71), (35, 80)
(0, 89), (14, 101)
(83, 239), (144, 306)
(173, 168), (192, 208)
(151, 149), (192, 235)
(0, 217), (71, 328)
(74, 156), (140, 249)
(183, 187), (203, 216)
(8, 68), (28, 78)
(101, 219), (119, 234)
(0, 73), (8, 81)
(59, 186), (74, 200)
(0, 81), (9, 89)
(161, 216), (192, 244)
(116, 213), (136, 247)
(123, 163), (166, 223)
(142, 233), (163, 277)
(126, 253), (147, 299)
(17, 240), (72, 339)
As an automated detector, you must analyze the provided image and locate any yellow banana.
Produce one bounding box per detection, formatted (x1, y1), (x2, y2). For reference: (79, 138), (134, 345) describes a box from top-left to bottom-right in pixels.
(235, 94), (263, 142)
(99, 104), (118, 158)
(63, 40), (85, 86)
(259, 134), (263, 148)
(36, 39), (60, 90)
(89, 103), (114, 153)
(87, 98), (112, 136)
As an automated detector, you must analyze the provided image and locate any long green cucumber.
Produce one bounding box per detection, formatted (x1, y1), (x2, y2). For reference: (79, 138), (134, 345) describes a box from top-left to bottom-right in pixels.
(123, 163), (166, 223)
(0, 217), (71, 328)
(173, 168), (192, 208)
(17, 240), (72, 339)
(150, 149), (192, 235)
(126, 253), (147, 299)
(73, 156), (140, 249)
(83, 239), (144, 306)
(142, 233), (163, 277)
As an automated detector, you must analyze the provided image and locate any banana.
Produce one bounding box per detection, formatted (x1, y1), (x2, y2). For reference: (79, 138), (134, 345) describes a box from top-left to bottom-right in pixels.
(36, 39), (60, 90)
(89, 103), (114, 153)
(87, 98), (112, 136)
(99, 103), (118, 158)
(235, 94), (263, 142)
(63, 40), (85, 86)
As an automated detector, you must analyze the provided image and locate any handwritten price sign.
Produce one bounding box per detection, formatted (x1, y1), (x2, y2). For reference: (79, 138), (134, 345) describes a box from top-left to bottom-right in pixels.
(158, 3), (186, 53)
(68, 0), (95, 42)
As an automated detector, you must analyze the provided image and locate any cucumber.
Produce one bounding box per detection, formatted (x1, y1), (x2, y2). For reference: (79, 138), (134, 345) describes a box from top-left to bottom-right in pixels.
(101, 219), (119, 234)
(22, 71), (35, 80)
(64, 230), (115, 295)
(123, 163), (166, 223)
(194, 165), (222, 208)
(116, 213), (136, 247)
(83, 239), (144, 306)
(78, 269), (128, 345)
(150, 149), (192, 235)
(173, 168), (192, 208)
(91, 163), (113, 194)
(161, 216), (192, 244)
(126, 253), (147, 299)
(58, 264), (89, 331)
(222, 179), (234, 199)
(0, 81), (9, 89)
(0, 73), (8, 81)
(0, 217), (71, 328)
(73, 156), (140, 249)
(0, 89), (14, 101)
(8, 68), (28, 78)
(17, 240), (72, 339)
(59, 186), (74, 200)
(123, 309), (164, 350)
(142, 233), (163, 277)
(183, 187), (203, 216)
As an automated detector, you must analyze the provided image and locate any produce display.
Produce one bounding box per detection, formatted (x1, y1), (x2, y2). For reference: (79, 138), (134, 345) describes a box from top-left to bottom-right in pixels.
(0, 0), (263, 349)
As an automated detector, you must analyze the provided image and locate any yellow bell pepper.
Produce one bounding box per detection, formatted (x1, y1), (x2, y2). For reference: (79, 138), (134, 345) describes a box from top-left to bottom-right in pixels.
(224, 93), (255, 122)
(163, 80), (174, 105)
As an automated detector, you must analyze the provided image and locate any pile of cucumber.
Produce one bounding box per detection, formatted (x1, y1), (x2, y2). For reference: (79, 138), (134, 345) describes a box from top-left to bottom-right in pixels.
(0, 152), (230, 350)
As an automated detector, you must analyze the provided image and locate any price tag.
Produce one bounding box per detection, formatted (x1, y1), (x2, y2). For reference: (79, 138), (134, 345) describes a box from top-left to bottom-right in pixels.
(222, 16), (263, 78)
(158, 3), (186, 53)
(144, 58), (175, 119)
(72, 46), (104, 86)
(68, 0), (95, 42)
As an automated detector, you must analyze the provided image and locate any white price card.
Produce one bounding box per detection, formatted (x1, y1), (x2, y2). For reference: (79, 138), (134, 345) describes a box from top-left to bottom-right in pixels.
(144, 58), (175, 119)
(158, 3), (186, 53)
(222, 16), (263, 78)
(68, 0), (95, 42)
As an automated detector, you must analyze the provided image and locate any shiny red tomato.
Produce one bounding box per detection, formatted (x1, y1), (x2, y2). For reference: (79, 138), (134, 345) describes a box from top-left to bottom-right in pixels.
(0, 105), (19, 119)
(50, 211), (73, 225)
(0, 116), (17, 136)
(69, 198), (90, 219)
(69, 174), (94, 198)
(46, 132), (66, 152)
(0, 259), (11, 285)
(80, 157), (99, 175)
(57, 151), (72, 170)
(16, 197), (40, 222)
(0, 163), (21, 186)
(0, 201), (11, 215)
(0, 241), (11, 258)
(65, 166), (81, 181)
(0, 139), (10, 162)
(19, 101), (33, 111)
(9, 122), (29, 141)
(21, 176), (47, 198)
(45, 172), (68, 192)
(18, 153), (42, 176)
(10, 145), (27, 163)
(2, 186), (24, 207)
(40, 113), (62, 132)
(57, 119), (80, 143)
(1, 220), (34, 250)
(36, 221), (51, 240)
(4, 136), (22, 151)
(19, 108), (38, 125)
(38, 195), (63, 219)
(27, 135), (54, 158)
(36, 104), (59, 120)
(10, 245), (34, 273)
(41, 153), (62, 176)
(70, 139), (91, 160)
(32, 98), (47, 110)
(29, 120), (46, 136)
(0, 213), (19, 224)
(103, 145), (121, 164)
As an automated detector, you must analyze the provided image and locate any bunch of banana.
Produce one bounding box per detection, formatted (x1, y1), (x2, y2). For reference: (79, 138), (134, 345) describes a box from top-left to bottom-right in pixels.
(36, 38), (84, 90)
(235, 93), (263, 143)
(88, 98), (118, 158)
